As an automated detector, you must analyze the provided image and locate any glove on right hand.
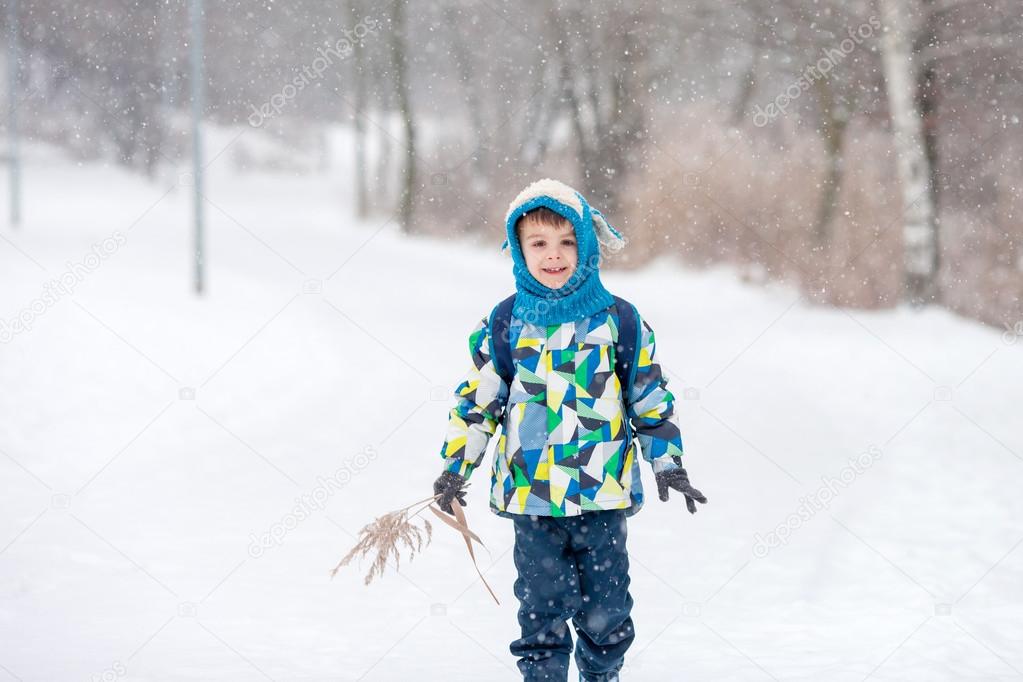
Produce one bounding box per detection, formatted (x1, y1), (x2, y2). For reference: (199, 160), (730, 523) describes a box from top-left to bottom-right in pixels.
(432, 470), (468, 515)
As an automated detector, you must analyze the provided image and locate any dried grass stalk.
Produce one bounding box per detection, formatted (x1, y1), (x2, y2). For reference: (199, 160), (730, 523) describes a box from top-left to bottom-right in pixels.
(330, 485), (499, 604)
(329, 493), (435, 585)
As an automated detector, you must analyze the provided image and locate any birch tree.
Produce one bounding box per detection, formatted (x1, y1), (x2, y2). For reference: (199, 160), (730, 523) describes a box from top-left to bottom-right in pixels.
(879, 0), (939, 305)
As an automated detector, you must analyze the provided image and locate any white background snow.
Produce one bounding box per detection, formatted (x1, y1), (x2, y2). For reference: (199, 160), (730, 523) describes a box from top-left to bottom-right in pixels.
(1, 130), (1022, 681)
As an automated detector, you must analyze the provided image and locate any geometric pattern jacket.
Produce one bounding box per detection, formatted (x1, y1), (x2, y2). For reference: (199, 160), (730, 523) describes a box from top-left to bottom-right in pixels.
(438, 302), (685, 519)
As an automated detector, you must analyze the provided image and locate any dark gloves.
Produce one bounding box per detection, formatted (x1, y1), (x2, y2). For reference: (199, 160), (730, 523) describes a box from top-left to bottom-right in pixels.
(433, 470), (468, 515)
(655, 457), (707, 513)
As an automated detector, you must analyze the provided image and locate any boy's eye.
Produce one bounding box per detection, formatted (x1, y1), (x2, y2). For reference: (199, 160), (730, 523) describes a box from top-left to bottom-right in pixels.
(562, 239), (575, 246)
(531, 240), (545, 247)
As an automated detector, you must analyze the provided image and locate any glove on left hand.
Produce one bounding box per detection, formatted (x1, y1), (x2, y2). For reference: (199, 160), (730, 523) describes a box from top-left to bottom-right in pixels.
(655, 457), (708, 514)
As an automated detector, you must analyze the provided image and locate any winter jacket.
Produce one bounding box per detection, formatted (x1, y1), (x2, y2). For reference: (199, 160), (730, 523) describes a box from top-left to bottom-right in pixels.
(438, 302), (684, 519)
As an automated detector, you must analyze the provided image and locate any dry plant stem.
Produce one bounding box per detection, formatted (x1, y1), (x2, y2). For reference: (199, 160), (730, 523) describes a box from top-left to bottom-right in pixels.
(329, 494), (441, 583)
(327, 488), (469, 582)
(330, 484), (499, 605)
(405, 484), (473, 519)
(410, 492), (451, 517)
(447, 500), (500, 605)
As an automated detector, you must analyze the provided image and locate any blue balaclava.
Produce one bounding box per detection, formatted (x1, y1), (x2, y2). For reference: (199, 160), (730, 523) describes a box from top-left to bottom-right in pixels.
(501, 178), (627, 326)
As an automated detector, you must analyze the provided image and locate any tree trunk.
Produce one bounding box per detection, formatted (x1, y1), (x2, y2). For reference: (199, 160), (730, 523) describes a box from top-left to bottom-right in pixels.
(879, 0), (939, 305)
(812, 77), (848, 248)
(389, 0), (416, 232)
(518, 49), (557, 167)
(731, 11), (768, 127)
(598, 12), (646, 218)
(547, 5), (645, 217)
(348, 0), (369, 219)
(375, 106), (392, 210)
(916, 0), (943, 229)
(549, 6), (597, 181)
(443, 5), (487, 190)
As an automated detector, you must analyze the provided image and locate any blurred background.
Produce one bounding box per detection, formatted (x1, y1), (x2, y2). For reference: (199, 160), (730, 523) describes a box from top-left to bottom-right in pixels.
(2, 0), (1023, 318)
(1, 1), (1022, 681)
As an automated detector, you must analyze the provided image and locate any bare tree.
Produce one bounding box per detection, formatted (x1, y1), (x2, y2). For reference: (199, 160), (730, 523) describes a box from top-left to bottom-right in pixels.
(387, 0), (417, 232)
(546, 2), (652, 216)
(878, 0), (1022, 304)
(730, 3), (774, 126)
(441, 3), (487, 186)
(879, 0), (939, 304)
(348, 0), (369, 219)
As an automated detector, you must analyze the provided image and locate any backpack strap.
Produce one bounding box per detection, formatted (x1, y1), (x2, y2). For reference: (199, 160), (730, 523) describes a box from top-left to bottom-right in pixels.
(488, 294), (517, 387)
(612, 295), (641, 402)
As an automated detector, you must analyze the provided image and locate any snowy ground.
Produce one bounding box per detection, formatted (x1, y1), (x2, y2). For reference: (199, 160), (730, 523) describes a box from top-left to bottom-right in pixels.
(1, 133), (1022, 681)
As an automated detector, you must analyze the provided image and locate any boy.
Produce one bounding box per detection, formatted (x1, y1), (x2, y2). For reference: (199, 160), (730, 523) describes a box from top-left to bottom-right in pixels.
(433, 178), (707, 682)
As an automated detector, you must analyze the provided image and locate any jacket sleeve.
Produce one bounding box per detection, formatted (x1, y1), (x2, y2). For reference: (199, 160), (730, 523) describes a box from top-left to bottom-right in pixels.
(438, 316), (509, 479)
(625, 316), (685, 474)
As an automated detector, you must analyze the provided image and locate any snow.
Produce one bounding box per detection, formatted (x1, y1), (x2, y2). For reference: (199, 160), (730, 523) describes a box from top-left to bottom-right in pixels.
(1, 136), (1022, 681)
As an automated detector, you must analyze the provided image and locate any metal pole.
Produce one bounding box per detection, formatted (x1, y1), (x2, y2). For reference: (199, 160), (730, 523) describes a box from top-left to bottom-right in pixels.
(189, 0), (205, 294)
(7, 0), (21, 227)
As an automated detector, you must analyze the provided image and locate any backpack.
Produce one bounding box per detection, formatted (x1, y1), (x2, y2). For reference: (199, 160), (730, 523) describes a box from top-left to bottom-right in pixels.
(488, 293), (642, 412)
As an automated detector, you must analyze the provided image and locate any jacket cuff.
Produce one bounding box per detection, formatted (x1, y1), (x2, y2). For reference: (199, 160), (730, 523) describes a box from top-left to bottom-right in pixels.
(650, 453), (682, 475)
(444, 458), (476, 478)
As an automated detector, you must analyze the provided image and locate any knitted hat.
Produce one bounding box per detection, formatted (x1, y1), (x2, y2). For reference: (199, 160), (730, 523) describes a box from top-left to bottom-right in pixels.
(500, 178), (627, 257)
(500, 178), (627, 326)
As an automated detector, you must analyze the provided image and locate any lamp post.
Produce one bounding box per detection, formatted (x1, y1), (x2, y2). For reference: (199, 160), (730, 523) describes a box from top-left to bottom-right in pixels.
(7, 0), (21, 227)
(189, 0), (205, 293)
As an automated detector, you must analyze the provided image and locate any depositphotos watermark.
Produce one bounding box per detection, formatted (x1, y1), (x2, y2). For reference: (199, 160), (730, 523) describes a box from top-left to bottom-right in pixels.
(247, 445), (378, 557)
(752, 16), (881, 127)
(1002, 320), (1023, 345)
(489, 225), (628, 348)
(752, 444), (883, 558)
(1, 231), (127, 343)
(247, 16), (380, 128)
(89, 660), (126, 682)
(511, 246), (624, 330)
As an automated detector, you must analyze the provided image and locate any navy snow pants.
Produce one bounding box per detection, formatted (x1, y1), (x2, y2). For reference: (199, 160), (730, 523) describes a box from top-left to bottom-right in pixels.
(509, 509), (635, 682)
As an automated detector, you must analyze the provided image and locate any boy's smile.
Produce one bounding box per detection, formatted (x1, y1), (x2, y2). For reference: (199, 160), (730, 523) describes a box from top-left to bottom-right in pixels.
(518, 218), (578, 289)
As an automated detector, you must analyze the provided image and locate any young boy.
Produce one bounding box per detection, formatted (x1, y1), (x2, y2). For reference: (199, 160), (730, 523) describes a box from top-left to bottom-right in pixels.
(433, 178), (707, 682)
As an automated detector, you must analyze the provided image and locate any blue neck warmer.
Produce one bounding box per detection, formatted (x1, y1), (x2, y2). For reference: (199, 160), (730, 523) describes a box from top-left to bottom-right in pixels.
(502, 186), (618, 326)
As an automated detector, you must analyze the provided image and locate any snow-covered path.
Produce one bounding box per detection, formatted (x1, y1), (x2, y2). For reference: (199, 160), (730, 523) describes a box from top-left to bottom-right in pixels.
(2, 143), (1022, 681)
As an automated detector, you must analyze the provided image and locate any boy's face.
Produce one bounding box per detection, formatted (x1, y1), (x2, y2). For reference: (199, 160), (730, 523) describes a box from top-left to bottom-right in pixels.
(517, 216), (578, 289)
